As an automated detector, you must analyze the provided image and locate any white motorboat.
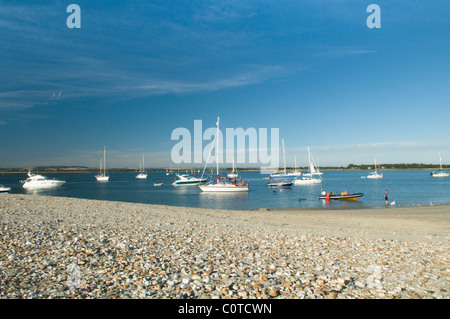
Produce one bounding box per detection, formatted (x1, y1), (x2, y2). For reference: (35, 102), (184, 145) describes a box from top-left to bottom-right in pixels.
(365, 158), (383, 179)
(136, 155), (148, 179)
(0, 186), (11, 193)
(267, 180), (293, 188)
(21, 171), (65, 189)
(95, 146), (109, 182)
(172, 173), (207, 186)
(431, 152), (449, 177)
(199, 117), (249, 192)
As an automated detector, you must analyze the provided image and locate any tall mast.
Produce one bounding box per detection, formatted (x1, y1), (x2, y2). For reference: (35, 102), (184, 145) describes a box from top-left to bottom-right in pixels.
(308, 145), (312, 172)
(103, 146), (106, 175)
(282, 139), (286, 173)
(216, 117), (220, 176)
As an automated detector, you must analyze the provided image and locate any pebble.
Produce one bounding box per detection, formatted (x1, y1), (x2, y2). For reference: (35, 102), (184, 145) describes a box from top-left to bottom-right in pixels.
(0, 194), (448, 299)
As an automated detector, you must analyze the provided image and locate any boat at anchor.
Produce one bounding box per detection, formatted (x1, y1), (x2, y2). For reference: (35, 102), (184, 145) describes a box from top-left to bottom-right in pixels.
(0, 185), (11, 193)
(95, 146), (109, 182)
(267, 180), (293, 188)
(136, 155), (148, 179)
(172, 173), (207, 186)
(21, 171), (65, 189)
(199, 117), (249, 192)
(431, 152), (449, 177)
(318, 191), (363, 200)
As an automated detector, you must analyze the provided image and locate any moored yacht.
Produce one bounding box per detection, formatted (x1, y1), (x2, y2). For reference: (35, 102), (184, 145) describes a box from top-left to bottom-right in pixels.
(294, 146), (322, 185)
(0, 185), (11, 193)
(267, 179), (293, 188)
(95, 146), (109, 182)
(227, 161), (239, 179)
(431, 152), (449, 177)
(365, 158), (383, 179)
(136, 155), (148, 179)
(269, 139), (301, 179)
(199, 117), (249, 192)
(172, 173), (207, 186)
(21, 171), (65, 189)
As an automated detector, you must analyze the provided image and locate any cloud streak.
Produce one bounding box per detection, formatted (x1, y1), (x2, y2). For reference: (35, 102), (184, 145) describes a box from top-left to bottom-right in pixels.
(133, 65), (286, 95)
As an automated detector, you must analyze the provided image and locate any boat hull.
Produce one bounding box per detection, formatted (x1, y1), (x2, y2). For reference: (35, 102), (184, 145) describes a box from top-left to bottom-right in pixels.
(431, 171), (449, 177)
(23, 180), (65, 189)
(269, 174), (300, 179)
(173, 179), (207, 186)
(318, 193), (364, 200)
(0, 187), (11, 193)
(95, 175), (109, 182)
(367, 174), (383, 179)
(267, 182), (293, 188)
(199, 185), (249, 192)
(294, 178), (321, 185)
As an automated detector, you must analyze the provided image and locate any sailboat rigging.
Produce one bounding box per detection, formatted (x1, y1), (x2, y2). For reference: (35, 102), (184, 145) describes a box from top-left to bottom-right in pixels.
(199, 117), (249, 192)
(95, 146), (109, 182)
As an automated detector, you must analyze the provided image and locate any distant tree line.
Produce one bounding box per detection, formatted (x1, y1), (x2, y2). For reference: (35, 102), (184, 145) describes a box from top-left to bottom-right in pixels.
(346, 163), (449, 170)
(1, 163), (449, 174)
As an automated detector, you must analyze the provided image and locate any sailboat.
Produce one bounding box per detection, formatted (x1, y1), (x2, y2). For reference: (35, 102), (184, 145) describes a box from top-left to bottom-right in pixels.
(294, 146), (322, 185)
(136, 155), (148, 179)
(199, 117), (249, 192)
(95, 146), (109, 182)
(227, 161), (239, 179)
(267, 139), (295, 187)
(431, 153), (449, 177)
(366, 158), (383, 179)
(269, 139), (298, 179)
(292, 156), (302, 177)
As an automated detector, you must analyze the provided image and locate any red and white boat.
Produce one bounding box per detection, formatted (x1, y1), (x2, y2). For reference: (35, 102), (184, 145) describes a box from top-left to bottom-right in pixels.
(199, 117), (249, 193)
(199, 175), (249, 192)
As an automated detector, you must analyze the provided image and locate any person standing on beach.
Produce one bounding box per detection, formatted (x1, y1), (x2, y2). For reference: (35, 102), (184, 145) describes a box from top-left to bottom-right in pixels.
(384, 190), (389, 207)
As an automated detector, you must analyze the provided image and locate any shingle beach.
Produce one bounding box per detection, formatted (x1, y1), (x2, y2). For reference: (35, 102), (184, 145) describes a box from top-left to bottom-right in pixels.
(0, 193), (448, 299)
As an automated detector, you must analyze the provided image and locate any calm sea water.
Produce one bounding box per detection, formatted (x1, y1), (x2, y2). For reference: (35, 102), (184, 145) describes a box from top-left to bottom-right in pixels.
(1, 170), (449, 210)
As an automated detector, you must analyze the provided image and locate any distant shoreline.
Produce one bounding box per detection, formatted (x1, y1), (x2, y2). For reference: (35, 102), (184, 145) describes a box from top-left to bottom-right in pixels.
(0, 167), (446, 174)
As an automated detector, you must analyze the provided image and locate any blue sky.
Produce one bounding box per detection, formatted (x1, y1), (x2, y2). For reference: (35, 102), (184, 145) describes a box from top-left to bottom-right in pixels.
(0, 0), (449, 168)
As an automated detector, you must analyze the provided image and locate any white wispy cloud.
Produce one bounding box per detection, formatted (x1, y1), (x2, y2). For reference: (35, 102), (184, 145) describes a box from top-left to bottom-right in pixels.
(133, 65), (286, 95)
(193, 0), (257, 22)
(315, 47), (377, 58)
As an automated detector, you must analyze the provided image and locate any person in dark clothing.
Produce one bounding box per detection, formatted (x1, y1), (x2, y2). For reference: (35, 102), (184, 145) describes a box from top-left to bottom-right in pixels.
(384, 190), (389, 207)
